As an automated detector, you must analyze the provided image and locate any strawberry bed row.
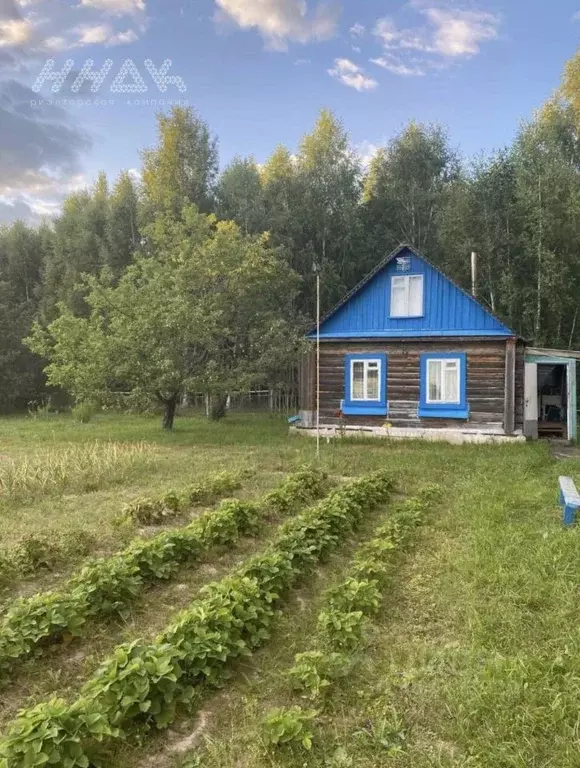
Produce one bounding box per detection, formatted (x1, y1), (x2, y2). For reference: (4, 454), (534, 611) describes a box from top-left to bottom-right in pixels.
(0, 470), (394, 768)
(262, 484), (442, 753)
(0, 468), (328, 676)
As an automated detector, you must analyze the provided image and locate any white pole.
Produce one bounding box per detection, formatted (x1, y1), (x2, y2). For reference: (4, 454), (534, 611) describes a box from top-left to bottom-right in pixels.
(471, 251), (477, 297)
(316, 270), (321, 460)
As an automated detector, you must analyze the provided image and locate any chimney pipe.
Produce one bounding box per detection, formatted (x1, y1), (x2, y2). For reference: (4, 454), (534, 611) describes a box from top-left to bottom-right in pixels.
(471, 251), (477, 297)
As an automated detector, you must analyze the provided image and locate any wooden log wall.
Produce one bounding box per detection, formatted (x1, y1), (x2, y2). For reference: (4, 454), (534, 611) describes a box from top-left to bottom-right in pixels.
(302, 338), (525, 434)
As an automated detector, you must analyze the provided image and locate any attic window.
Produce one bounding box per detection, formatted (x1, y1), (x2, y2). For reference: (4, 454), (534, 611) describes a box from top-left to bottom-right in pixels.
(390, 275), (423, 318)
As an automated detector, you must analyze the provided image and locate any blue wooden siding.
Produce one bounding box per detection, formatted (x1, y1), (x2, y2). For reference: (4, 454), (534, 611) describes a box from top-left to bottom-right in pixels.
(310, 248), (512, 339)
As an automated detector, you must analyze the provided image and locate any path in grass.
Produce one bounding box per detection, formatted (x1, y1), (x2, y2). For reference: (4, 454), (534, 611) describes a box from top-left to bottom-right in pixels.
(159, 442), (580, 768)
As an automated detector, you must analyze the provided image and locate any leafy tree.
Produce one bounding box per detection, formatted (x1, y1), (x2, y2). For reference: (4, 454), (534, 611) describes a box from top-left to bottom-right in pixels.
(107, 171), (140, 275)
(362, 123), (459, 265)
(216, 156), (265, 234)
(295, 109), (362, 313)
(0, 223), (49, 410)
(40, 179), (110, 321)
(27, 206), (302, 429)
(141, 107), (218, 219)
(261, 146), (300, 254)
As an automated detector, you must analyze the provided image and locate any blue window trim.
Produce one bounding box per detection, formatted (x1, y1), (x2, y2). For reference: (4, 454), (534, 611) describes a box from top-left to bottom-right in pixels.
(343, 353), (388, 416)
(389, 274), (425, 319)
(419, 352), (469, 419)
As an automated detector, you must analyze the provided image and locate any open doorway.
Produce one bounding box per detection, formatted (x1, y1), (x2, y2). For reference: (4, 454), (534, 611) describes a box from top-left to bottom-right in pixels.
(537, 363), (568, 439)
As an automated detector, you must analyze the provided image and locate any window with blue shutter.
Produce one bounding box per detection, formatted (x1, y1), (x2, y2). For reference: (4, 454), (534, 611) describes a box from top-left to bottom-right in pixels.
(419, 352), (469, 418)
(343, 353), (388, 416)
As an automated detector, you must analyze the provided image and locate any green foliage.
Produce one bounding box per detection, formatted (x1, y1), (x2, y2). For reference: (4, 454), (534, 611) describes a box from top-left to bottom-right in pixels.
(141, 106), (218, 218)
(263, 466), (328, 514)
(287, 651), (350, 698)
(285, 483), (441, 707)
(0, 697), (114, 768)
(317, 608), (367, 650)
(71, 402), (95, 423)
(262, 706), (317, 750)
(120, 470), (249, 525)
(0, 468), (326, 673)
(0, 471), (393, 765)
(27, 207), (302, 430)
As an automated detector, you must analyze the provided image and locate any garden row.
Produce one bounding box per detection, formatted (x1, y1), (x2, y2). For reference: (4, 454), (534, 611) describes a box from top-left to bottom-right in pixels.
(262, 484), (442, 753)
(0, 470), (394, 767)
(0, 469), (250, 586)
(0, 468), (328, 676)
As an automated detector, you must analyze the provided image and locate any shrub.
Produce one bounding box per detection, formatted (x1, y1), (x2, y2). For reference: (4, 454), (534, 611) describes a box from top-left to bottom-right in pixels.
(71, 402), (96, 423)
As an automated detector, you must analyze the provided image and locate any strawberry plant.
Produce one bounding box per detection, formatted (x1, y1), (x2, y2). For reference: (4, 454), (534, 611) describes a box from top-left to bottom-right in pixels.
(0, 471), (393, 766)
(262, 706), (317, 750)
(0, 468), (327, 674)
(287, 650), (350, 698)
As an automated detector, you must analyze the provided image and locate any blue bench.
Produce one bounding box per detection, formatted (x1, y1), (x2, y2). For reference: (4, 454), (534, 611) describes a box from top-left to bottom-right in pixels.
(559, 476), (580, 526)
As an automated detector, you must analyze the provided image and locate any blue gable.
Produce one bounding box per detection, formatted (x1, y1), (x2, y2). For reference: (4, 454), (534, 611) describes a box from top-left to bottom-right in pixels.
(309, 246), (513, 339)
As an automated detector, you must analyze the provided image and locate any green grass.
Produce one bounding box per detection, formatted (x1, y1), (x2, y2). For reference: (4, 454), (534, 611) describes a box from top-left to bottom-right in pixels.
(1, 411), (580, 766)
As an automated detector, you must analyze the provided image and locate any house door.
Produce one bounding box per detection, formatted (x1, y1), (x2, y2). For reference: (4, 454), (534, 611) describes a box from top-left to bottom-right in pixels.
(537, 363), (568, 439)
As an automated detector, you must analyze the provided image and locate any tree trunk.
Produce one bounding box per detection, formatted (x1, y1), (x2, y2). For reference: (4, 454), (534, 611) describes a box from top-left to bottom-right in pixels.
(161, 394), (178, 430)
(209, 393), (228, 421)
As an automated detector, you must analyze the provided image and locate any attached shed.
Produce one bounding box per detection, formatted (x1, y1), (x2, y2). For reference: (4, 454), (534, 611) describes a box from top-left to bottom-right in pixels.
(296, 244), (578, 444)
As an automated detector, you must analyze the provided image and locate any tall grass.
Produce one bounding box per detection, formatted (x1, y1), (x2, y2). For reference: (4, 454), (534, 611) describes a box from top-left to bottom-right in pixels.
(0, 441), (156, 499)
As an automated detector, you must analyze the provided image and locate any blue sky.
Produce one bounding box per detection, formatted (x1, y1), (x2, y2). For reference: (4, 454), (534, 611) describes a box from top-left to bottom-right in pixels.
(0, 0), (579, 223)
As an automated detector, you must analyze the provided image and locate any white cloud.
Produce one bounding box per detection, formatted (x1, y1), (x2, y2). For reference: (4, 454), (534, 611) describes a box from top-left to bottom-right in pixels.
(328, 57), (378, 91)
(573, 10), (580, 20)
(214, 0), (340, 50)
(46, 22), (139, 49)
(371, 55), (425, 76)
(0, 18), (32, 47)
(425, 8), (499, 57)
(77, 0), (145, 16)
(350, 21), (364, 37)
(372, 5), (500, 77)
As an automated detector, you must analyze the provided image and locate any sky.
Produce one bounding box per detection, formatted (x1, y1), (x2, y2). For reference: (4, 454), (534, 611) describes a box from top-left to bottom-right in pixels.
(0, 0), (579, 224)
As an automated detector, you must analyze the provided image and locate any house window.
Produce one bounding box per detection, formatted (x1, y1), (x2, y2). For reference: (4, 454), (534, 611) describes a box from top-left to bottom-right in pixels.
(427, 358), (460, 404)
(351, 359), (380, 401)
(419, 353), (468, 419)
(343, 353), (388, 415)
(390, 275), (423, 318)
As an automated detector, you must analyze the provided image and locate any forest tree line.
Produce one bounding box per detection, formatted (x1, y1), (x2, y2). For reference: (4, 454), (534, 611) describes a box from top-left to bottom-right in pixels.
(2, 50), (580, 416)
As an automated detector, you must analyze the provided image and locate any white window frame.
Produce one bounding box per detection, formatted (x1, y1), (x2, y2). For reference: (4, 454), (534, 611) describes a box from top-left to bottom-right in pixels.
(426, 358), (461, 404)
(390, 274), (424, 318)
(350, 359), (381, 402)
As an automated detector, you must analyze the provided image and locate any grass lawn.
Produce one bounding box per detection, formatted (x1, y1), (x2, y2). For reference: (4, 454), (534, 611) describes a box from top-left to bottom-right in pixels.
(1, 411), (580, 767)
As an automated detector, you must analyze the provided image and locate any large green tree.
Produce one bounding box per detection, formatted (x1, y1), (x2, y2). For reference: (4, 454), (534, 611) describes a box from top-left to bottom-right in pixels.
(27, 206), (302, 429)
(141, 107), (218, 219)
(362, 122), (459, 268)
(216, 156), (265, 234)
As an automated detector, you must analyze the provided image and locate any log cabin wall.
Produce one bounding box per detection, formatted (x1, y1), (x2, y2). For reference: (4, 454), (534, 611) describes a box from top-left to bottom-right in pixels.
(305, 338), (524, 433)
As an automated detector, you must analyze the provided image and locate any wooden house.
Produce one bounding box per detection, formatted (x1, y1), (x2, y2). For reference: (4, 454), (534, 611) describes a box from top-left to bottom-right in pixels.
(295, 244), (579, 444)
